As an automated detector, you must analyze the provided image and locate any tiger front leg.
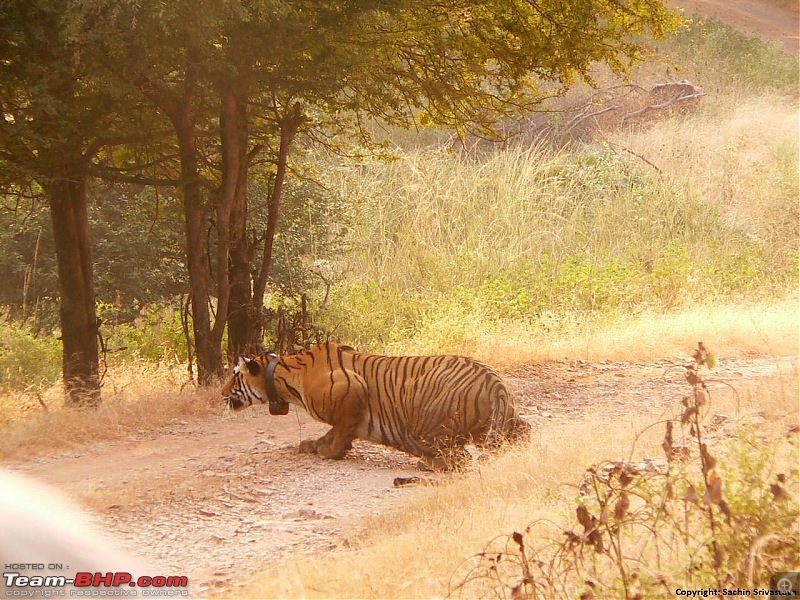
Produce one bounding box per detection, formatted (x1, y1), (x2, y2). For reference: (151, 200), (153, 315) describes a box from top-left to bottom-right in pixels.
(297, 430), (331, 455)
(298, 428), (353, 458)
(298, 371), (366, 460)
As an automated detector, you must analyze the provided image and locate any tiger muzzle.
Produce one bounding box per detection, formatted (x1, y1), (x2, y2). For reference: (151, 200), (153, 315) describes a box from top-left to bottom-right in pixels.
(226, 395), (249, 411)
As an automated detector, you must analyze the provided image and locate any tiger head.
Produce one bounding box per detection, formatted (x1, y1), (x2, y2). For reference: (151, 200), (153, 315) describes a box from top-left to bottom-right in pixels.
(221, 355), (290, 415)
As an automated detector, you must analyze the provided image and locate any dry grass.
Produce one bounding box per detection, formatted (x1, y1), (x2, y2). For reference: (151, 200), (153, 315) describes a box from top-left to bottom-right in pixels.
(1, 299), (795, 461)
(0, 361), (219, 461)
(611, 93), (799, 248)
(321, 88), (798, 356)
(393, 297), (799, 371)
(240, 361), (799, 599)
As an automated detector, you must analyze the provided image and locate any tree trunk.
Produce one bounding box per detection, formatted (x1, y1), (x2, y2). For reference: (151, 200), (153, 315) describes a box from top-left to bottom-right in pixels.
(226, 103), (303, 358)
(175, 115), (222, 384)
(226, 171), (260, 357)
(219, 86), (256, 360)
(45, 160), (101, 406)
(252, 103), (304, 317)
(134, 56), (226, 385)
(224, 98), (268, 359)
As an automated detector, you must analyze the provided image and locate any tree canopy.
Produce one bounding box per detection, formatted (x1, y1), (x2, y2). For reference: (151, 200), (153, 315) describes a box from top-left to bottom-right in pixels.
(0, 0), (680, 395)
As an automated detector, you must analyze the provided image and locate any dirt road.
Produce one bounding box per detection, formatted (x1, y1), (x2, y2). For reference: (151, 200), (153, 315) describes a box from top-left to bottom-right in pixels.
(7, 354), (795, 595)
(669, 0), (799, 53)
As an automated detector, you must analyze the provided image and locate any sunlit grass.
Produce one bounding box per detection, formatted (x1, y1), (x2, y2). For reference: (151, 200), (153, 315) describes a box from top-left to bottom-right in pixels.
(318, 93), (798, 355)
(470, 298), (800, 370)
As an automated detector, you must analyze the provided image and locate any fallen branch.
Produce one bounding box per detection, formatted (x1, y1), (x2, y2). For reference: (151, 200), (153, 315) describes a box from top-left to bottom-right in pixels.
(623, 92), (706, 121)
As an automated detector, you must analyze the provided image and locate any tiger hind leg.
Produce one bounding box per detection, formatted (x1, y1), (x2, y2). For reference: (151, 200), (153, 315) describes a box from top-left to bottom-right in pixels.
(485, 414), (532, 449)
(418, 445), (471, 472)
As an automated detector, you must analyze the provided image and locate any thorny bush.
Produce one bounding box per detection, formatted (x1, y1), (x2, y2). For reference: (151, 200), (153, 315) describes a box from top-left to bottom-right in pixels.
(450, 343), (799, 599)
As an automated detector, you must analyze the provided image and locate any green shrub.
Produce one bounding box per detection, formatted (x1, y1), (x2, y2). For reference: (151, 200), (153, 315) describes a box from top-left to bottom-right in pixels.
(668, 18), (799, 92)
(0, 323), (61, 391)
(98, 304), (188, 364)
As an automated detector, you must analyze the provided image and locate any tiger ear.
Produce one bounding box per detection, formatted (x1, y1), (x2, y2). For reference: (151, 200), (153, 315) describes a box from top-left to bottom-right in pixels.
(244, 358), (262, 377)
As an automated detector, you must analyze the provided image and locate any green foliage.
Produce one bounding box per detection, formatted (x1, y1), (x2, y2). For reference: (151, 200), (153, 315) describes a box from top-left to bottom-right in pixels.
(0, 185), (187, 328)
(320, 137), (795, 351)
(91, 186), (186, 323)
(319, 282), (422, 351)
(252, 171), (349, 298)
(711, 429), (800, 583)
(479, 267), (543, 320)
(668, 18), (799, 92)
(97, 304), (187, 364)
(0, 322), (61, 392)
(0, 305), (189, 394)
(0, 197), (58, 327)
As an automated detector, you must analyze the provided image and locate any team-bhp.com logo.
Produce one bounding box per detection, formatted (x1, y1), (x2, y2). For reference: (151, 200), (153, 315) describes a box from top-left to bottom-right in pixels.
(4, 571), (189, 596)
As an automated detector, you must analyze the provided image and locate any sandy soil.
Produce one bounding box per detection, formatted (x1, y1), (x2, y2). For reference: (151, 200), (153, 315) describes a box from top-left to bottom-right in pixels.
(7, 353), (796, 595)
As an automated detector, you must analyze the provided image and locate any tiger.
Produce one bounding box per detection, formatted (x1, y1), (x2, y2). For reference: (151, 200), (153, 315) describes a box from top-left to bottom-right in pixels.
(221, 341), (530, 470)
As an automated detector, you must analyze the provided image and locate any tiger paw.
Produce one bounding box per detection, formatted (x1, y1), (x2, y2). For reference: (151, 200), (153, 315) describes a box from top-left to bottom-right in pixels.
(298, 439), (318, 454)
(316, 442), (349, 460)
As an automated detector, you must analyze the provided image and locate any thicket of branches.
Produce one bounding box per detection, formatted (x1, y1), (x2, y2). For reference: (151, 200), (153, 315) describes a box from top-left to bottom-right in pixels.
(450, 344), (799, 598)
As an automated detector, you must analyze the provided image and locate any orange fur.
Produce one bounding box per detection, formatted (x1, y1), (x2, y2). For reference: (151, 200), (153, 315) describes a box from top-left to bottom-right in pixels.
(222, 342), (529, 470)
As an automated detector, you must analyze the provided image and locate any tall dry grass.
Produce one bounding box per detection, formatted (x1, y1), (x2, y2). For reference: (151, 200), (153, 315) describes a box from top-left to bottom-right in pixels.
(610, 94), (799, 258)
(316, 29), (797, 354)
(309, 17), (798, 358)
(319, 120), (798, 355)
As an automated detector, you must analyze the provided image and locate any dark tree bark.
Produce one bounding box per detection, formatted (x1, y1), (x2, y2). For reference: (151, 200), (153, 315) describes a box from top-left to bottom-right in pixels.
(227, 184), (257, 358)
(220, 85), (254, 360)
(224, 83), (276, 360)
(252, 103), (304, 312)
(134, 58), (224, 385)
(44, 159), (101, 406)
(225, 102), (303, 358)
(174, 114), (222, 384)
(253, 102), (303, 306)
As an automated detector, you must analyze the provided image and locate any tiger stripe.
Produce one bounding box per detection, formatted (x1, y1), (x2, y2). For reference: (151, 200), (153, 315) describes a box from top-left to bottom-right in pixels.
(221, 342), (530, 470)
